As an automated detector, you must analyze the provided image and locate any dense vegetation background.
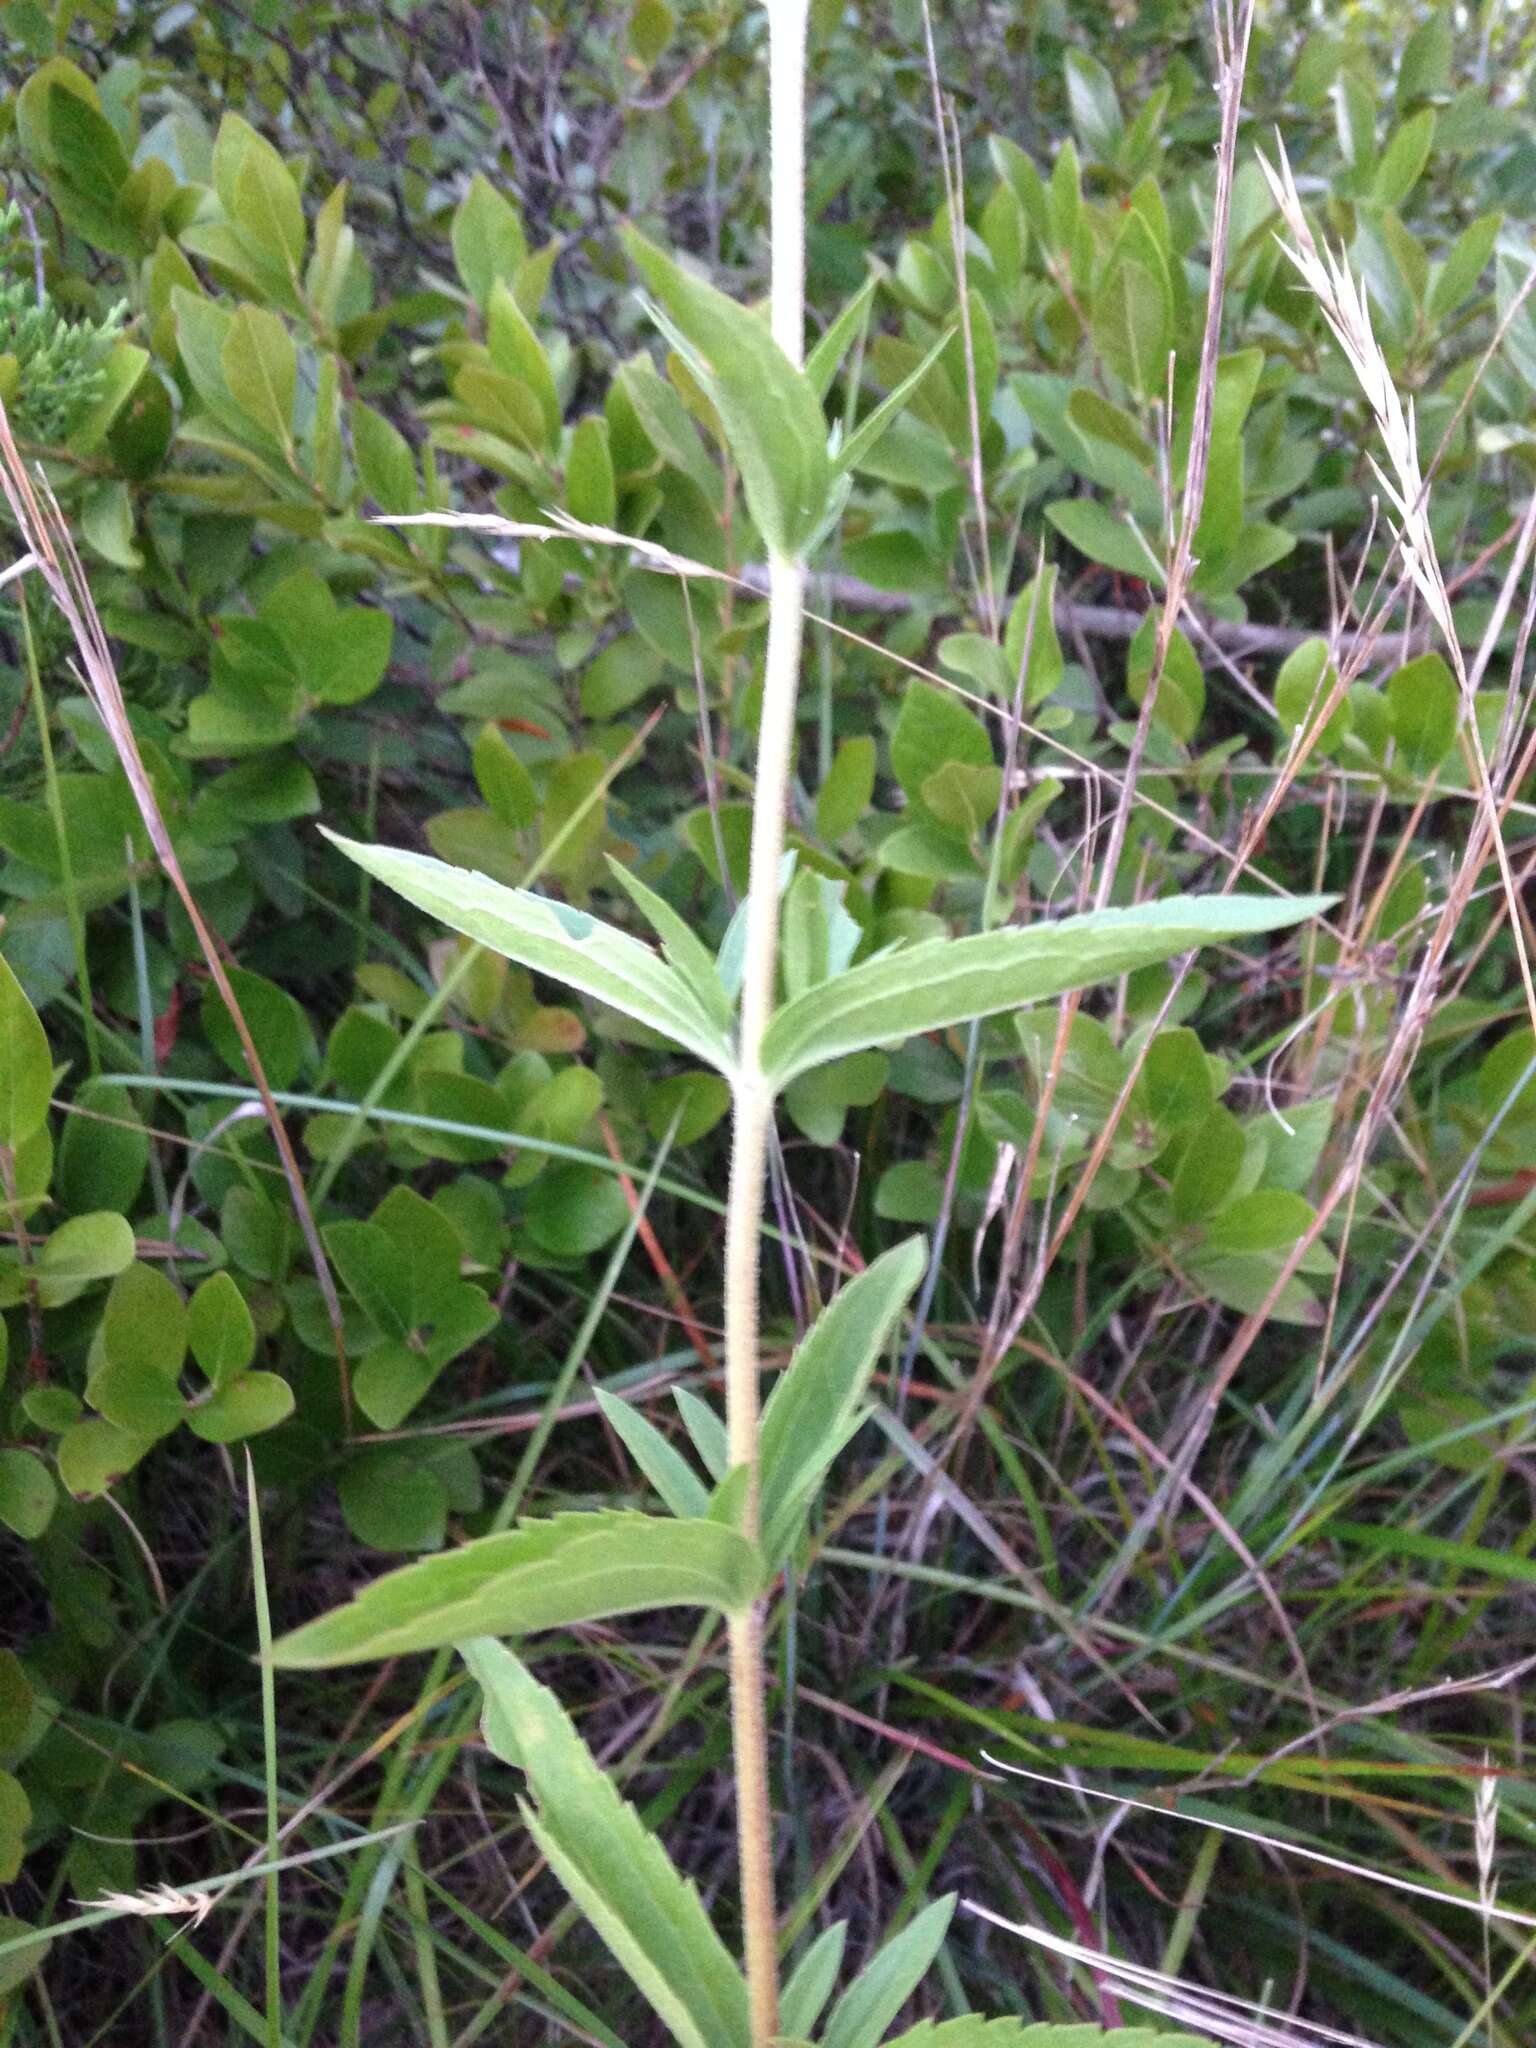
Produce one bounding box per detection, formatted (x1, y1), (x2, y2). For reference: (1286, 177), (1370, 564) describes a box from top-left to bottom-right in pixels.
(2, 0), (1536, 2040)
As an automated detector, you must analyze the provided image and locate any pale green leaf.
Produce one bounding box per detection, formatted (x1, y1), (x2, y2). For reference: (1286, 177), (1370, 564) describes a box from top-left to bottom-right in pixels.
(594, 1389), (710, 1519)
(781, 1921), (847, 2039)
(268, 1510), (760, 1666)
(621, 227), (829, 557)
(806, 275), (877, 400)
(835, 322), (956, 479)
(487, 282), (560, 449)
(0, 1450), (56, 1540)
(57, 1417), (153, 1498)
(673, 1388), (728, 1479)
(185, 1372), (294, 1442)
(322, 832), (735, 1073)
(758, 1237), (926, 1568)
(1045, 498), (1165, 582)
(1064, 49), (1124, 161)
(1092, 256), (1170, 398)
(1004, 567), (1064, 707)
(604, 857), (735, 1036)
(462, 1637), (750, 2048)
(231, 136), (304, 269)
(1429, 212), (1501, 322)
(100, 1260), (187, 1378)
(0, 955), (52, 1149)
(822, 1894), (955, 2048)
(565, 414), (616, 526)
(761, 895), (1334, 1087)
(816, 735), (877, 841)
(1372, 109), (1435, 209)
(352, 400), (418, 513)
(452, 174), (528, 310)
(38, 1210), (136, 1288)
(1388, 650), (1458, 774)
(220, 304), (296, 444)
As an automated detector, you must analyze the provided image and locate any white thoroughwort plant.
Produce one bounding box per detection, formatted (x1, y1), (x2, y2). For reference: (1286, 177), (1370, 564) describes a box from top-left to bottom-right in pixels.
(270, 3), (1327, 2040)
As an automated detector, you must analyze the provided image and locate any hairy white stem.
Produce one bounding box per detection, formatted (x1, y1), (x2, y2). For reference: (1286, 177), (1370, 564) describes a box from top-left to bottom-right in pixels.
(724, 9), (811, 2039)
(723, 549), (804, 2047)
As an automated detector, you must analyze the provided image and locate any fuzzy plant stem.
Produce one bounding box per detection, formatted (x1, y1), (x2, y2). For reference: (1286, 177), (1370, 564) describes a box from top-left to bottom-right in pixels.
(723, 5), (810, 2039)
(723, 550), (804, 2045)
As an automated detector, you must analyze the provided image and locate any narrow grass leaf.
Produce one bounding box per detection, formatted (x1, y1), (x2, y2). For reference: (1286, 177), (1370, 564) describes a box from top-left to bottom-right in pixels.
(1327, 1520), (1536, 1588)
(887, 2025), (1217, 2046)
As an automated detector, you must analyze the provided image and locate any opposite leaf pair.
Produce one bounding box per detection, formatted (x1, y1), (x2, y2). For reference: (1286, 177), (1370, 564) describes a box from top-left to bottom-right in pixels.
(323, 827), (1334, 1095)
(268, 1237), (926, 1666)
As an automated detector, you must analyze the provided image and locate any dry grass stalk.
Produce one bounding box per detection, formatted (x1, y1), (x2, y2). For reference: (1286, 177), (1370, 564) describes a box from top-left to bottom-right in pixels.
(1475, 1756), (1499, 1922)
(967, 1903), (1390, 2048)
(1092, 0), (1257, 910)
(969, 161), (1536, 1611)
(0, 400), (352, 1416)
(940, 0), (1260, 1495)
(1258, 139), (1536, 1039)
(982, 1755), (1536, 1933)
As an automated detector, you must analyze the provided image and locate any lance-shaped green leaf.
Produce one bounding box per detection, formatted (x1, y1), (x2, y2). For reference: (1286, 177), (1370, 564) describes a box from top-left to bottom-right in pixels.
(594, 1388), (710, 1519)
(806, 275), (877, 399)
(321, 831), (736, 1074)
(780, 1920), (848, 2039)
(267, 1510), (760, 1666)
(0, 955), (52, 1150)
(822, 1894), (956, 2048)
(674, 1388), (728, 1479)
(833, 322), (957, 480)
(462, 1637), (751, 2048)
(621, 225), (830, 558)
(760, 893), (1335, 1088)
(604, 856), (735, 1036)
(758, 1236), (926, 1569)
(887, 2026), (1217, 2046)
